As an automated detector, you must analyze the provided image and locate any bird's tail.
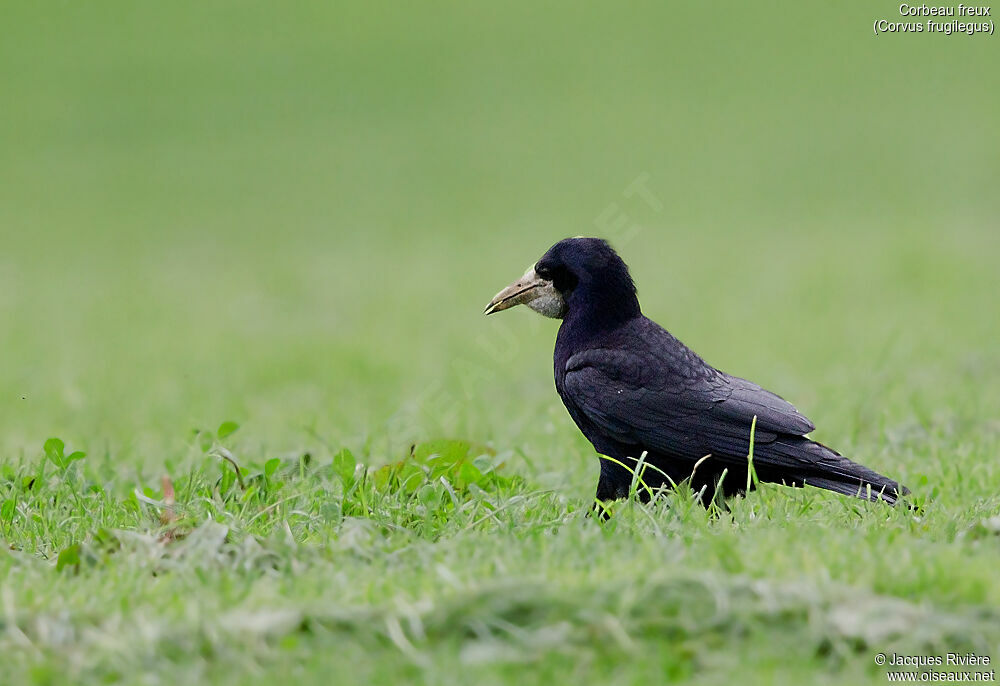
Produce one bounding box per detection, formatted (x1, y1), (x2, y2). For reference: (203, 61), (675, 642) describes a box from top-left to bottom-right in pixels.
(761, 437), (909, 505)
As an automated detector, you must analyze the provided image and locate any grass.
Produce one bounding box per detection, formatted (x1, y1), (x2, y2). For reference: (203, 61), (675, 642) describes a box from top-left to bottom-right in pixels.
(2, 2), (999, 684)
(4, 432), (1000, 685)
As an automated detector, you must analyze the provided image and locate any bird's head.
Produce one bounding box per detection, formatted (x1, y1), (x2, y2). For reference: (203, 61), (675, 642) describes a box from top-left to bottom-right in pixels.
(484, 237), (640, 324)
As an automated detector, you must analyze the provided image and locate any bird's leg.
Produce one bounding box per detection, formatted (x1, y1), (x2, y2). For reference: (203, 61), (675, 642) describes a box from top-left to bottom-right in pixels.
(589, 499), (613, 521)
(596, 456), (642, 501)
(584, 457), (633, 520)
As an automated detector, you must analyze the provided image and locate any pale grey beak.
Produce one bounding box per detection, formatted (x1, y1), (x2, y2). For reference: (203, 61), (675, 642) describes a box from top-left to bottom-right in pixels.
(484, 266), (566, 318)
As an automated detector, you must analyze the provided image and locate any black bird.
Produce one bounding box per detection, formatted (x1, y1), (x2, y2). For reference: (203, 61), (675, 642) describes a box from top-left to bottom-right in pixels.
(485, 237), (907, 507)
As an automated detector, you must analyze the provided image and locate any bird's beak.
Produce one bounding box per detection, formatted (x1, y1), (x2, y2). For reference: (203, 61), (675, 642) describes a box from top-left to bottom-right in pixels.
(484, 266), (565, 318)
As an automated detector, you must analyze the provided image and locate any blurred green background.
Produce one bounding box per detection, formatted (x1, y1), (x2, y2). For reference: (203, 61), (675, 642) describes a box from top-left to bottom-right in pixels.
(1, 1), (997, 488)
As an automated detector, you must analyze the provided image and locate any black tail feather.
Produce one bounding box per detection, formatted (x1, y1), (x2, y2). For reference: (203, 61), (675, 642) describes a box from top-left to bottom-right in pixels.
(797, 475), (906, 505)
(762, 437), (909, 505)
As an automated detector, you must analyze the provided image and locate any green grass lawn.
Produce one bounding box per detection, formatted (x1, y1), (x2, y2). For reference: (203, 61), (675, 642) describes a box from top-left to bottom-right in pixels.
(2, 2), (999, 684)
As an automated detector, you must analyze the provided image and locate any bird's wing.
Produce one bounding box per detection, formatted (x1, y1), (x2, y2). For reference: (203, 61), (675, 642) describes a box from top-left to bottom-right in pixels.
(564, 347), (815, 463)
(709, 376), (815, 436)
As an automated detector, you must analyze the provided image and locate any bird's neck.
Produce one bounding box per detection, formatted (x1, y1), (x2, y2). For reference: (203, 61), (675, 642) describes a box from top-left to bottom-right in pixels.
(560, 283), (642, 342)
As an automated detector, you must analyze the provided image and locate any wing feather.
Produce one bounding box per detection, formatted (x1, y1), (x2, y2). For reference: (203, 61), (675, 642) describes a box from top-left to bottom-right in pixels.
(564, 347), (816, 467)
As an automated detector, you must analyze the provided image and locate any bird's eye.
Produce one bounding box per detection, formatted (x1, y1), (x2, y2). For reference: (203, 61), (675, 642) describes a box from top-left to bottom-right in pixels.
(536, 265), (552, 279)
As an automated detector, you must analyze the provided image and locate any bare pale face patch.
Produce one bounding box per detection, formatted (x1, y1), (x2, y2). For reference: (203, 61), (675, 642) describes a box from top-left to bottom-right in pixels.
(484, 266), (566, 319)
